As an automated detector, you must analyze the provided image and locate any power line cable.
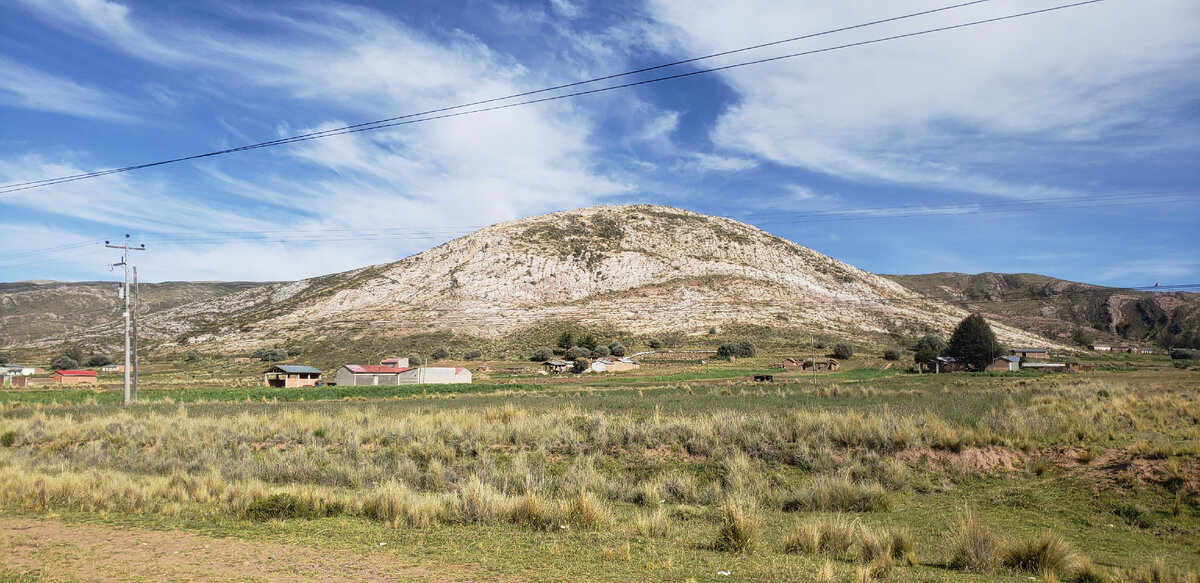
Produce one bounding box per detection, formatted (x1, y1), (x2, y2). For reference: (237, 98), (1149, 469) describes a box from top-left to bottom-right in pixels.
(0, 0), (1105, 196)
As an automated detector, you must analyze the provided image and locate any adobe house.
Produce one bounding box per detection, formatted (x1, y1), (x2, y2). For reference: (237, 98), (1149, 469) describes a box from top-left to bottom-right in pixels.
(804, 359), (840, 372)
(987, 356), (1021, 372)
(1012, 348), (1049, 359)
(52, 370), (98, 384)
(780, 358), (806, 371)
(921, 356), (969, 374)
(542, 360), (574, 373)
(589, 358), (639, 373)
(262, 365), (322, 388)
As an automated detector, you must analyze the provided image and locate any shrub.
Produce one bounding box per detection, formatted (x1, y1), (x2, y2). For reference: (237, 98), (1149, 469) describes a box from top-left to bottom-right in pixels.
(464, 349), (483, 360)
(565, 346), (591, 359)
(591, 345), (610, 358)
(717, 340), (756, 359)
(0, 353), (8, 365)
(817, 517), (856, 558)
(608, 342), (627, 357)
(883, 348), (901, 361)
(85, 354), (113, 367)
(49, 355), (78, 370)
(530, 347), (554, 362)
(253, 348), (288, 362)
(647, 338), (664, 349)
(407, 354), (424, 366)
(1170, 348), (1200, 360)
(567, 487), (611, 529)
(431, 346), (450, 361)
(0, 431), (15, 447)
(715, 496), (760, 553)
(947, 509), (1000, 572)
(1002, 531), (1077, 577)
(832, 343), (854, 359)
(571, 358), (590, 374)
(183, 350), (201, 363)
(915, 334), (946, 353)
(285, 345), (304, 356)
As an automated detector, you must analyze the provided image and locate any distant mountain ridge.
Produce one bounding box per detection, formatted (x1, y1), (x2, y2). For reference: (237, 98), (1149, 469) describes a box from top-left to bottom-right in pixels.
(884, 272), (1200, 349)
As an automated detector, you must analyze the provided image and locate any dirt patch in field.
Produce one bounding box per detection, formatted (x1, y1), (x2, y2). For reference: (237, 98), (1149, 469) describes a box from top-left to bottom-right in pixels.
(0, 517), (498, 582)
(895, 446), (1024, 472)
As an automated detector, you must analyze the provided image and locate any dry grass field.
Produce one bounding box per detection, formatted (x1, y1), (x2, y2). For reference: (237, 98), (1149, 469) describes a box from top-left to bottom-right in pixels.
(1, 360), (1197, 582)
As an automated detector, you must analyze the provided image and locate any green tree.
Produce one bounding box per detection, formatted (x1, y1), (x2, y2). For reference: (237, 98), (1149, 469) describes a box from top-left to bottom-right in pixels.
(431, 346), (450, 361)
(530, 347), (554, 362)
(571, 358), (590, 374)
(50, 355), (79, 370)
(565, 346), (591, 359)
(883, 348), (901, 361)
(647, 338), (664, 349)
(85, 354), (113, 367)
(286, 345), (304, 356)
(592, 345), (610, 358)
(464, 349), (483, 360)
(914, 334), (946, 354)
(407, 354), (425, 366)
(945, 313), (1002, 370)
(0, 353), (10, 365)
(608, 342), (627, 357)
(832, 342), (854, 359)
(717, 340), (756, 359)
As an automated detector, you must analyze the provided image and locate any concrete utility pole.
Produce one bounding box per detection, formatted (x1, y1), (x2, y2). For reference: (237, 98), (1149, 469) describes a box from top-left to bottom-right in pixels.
(105, 235), (145, 406)
(132, 266), (140, 401)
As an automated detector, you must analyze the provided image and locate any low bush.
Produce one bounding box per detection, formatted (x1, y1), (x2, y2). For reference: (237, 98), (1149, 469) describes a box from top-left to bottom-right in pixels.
(883, 348), (901, 361)
(833, 342), (855, 359)
(717, 340), (757, 359)
(244, 493), (335, 521)
(530, 347), (554, 362)
(464, 349), (483, 360)
(431, 346), (450, 361)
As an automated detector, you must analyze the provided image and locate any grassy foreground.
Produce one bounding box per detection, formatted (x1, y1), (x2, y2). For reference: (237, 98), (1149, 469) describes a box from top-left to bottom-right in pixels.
(1, 368), (1198, 582)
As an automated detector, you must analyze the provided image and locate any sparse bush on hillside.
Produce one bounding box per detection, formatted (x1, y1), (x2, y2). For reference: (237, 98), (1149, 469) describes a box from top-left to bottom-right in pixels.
(662, 332), (686, 348)
(286, 346), (304, 356)
(407, 354), (424, 366)
(0, 353), (9, 365)
(717, 340), (756, 359)
(183, 350), (201, 363)
(252, 347), (288, 362)
(464, 349), (483, 360)
(592, 345), (610, 358)
(647, 338), (664, 349)
(816, 340), (827, 349)
(85, 354), (113, 367)
(832, 342), (854, 359)
(565, 346), (591, 359)
(530, 347), (554, 362)
(431, 346), (450, 361)
(883, 348), (902, 361)
(49, 355), (78, 370)
(608, 342), (627, 357)
(915, 348), (939, 364)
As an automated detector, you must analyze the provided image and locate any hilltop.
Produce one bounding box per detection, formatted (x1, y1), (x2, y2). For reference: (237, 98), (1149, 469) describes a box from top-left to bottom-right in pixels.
(75, 206), (1053, 354)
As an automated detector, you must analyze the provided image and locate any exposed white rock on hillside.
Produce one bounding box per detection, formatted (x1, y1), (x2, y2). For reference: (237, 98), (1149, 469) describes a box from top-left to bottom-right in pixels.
(128, 205), (1055, 352)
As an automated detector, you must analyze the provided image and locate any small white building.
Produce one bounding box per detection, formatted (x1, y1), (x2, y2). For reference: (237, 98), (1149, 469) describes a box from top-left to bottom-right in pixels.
(589, 357), (639, 373)
(337, 365), (471, 386)
(396, 367), (472, 384)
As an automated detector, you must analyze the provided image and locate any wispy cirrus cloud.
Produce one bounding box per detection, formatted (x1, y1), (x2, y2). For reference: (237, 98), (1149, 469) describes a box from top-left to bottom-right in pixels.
(0, 57), (135, 122)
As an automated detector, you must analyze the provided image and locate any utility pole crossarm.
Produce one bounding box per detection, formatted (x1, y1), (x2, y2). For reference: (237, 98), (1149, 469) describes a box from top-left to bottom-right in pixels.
(104, 234), (145, 406)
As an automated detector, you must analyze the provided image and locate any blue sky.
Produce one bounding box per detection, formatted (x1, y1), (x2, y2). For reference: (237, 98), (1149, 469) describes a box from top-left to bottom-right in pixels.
(2, 0), (1198, 286)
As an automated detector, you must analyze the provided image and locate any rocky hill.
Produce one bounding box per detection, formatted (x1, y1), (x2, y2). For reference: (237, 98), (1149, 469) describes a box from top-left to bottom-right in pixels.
(884, 272), (1200, 349)
(23, 205), (1045, 355)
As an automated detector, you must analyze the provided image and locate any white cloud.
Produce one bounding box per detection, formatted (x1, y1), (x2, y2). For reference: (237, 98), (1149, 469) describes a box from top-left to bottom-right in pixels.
(647, 0), (1200, 197)
(0, 57), (134, 121)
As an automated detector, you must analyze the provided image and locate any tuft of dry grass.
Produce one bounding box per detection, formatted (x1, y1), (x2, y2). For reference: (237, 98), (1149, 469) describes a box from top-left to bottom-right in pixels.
(782, 520), (821, 555)
(1073, 556), (1112, 583)
(1003, 531), (1077, 577)
(634, 508), (672, 539)
(567, 486), (612, 530)
(714, 495), (760, 554)
(947, 509), (1000, 573)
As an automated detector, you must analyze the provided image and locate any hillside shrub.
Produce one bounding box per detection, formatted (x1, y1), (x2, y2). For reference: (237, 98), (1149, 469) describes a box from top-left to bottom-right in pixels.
(647, 338), (664, 349)
(915, 334), (946, 354)
(717, 340), (756, 359)
(883, 348), (901, 361)
(431, 346), (450, 361)
(530, 347), (554, 362)
(252, 347), (288, 362)
(85, 354), (113, 367)
(184, 350), (201, 363)
(591, 345), (610, 358)
(464, 349), (483, 360)
(0, 353), (9, 365)
(565, 346), (591, 359)
(608, 342), (627, 357)
(286, 346), (304, 356)
(832, 342), (854, 359)
(49, 355), (78, 370)
(407, 354), (424, 366)
(1170, 348), (1200, 360)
